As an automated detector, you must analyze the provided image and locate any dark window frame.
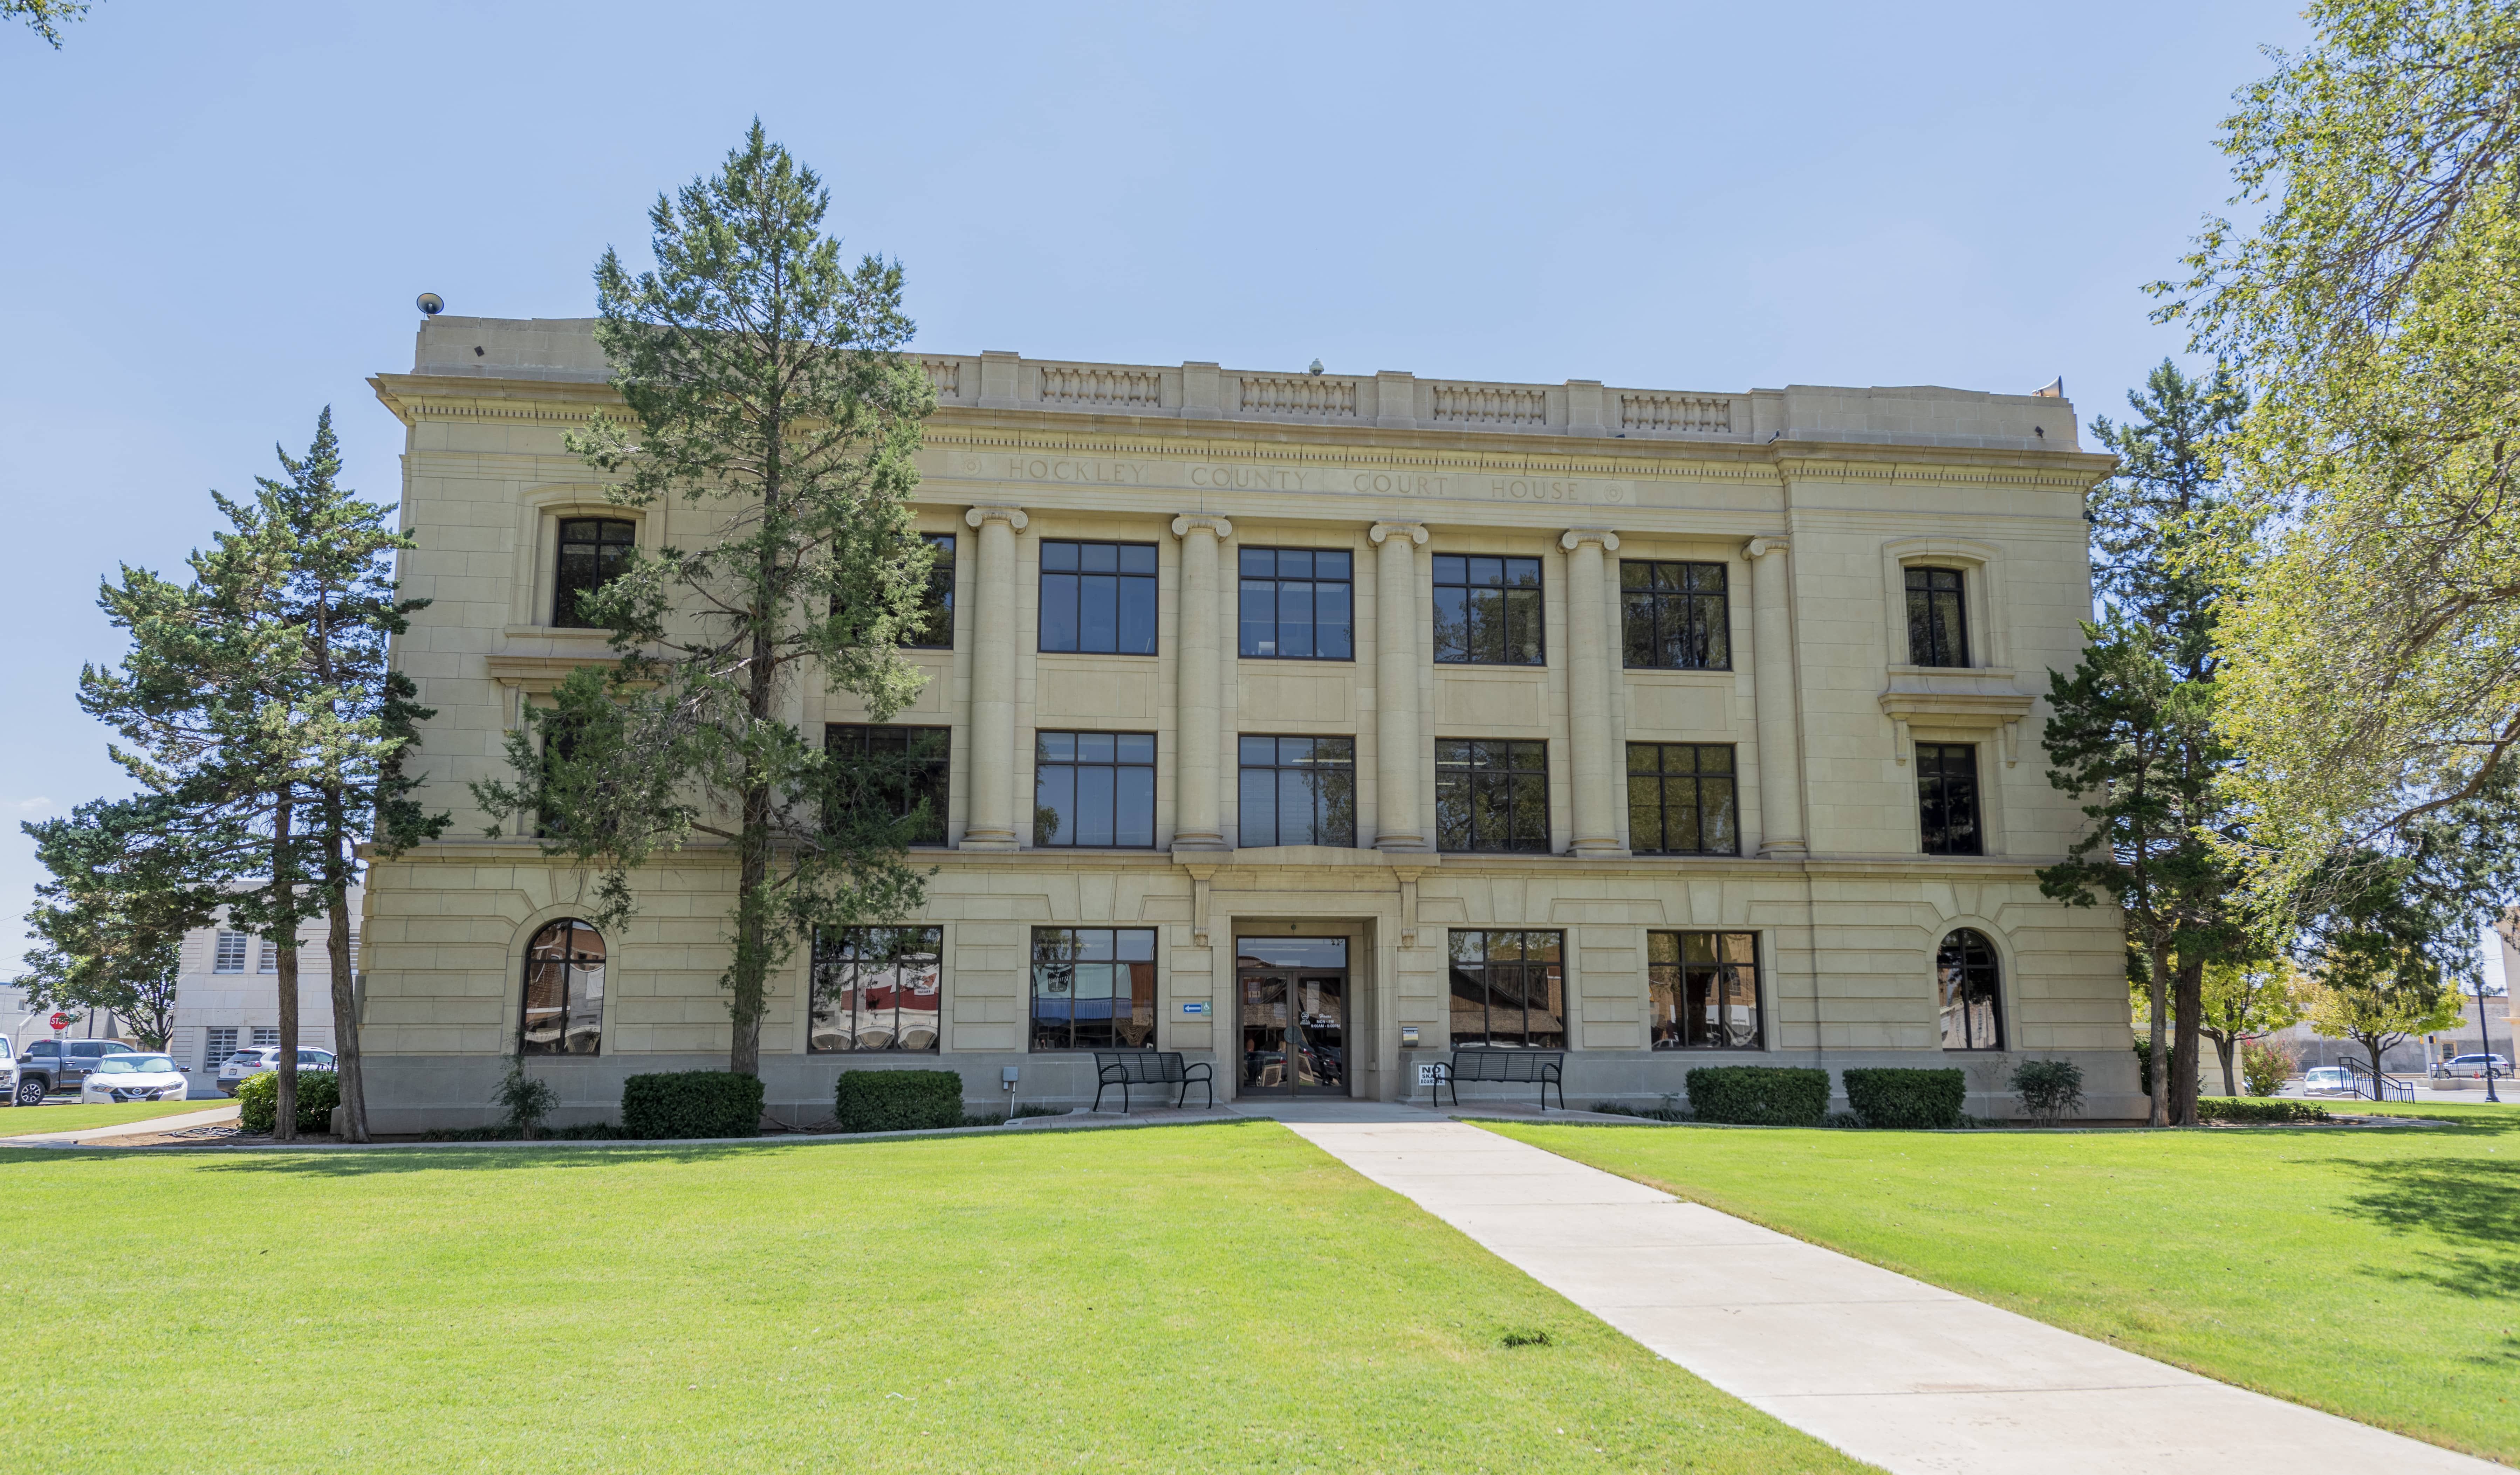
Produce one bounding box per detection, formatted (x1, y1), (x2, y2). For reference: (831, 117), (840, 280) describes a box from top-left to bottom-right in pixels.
(1238, 546), (1355, 661)
(1236, 734), (1358, 848)
(1030, 926), (1158, 1053)
(1626, 743), (1740, 856)
(1648, 931), (1763, 1050)
(1435, 738), (1551, 853)
(554, 516), (636, 629)
(1905, 566), (1970, 668)
(810, 925), (944, 1054)
(1937, 928), (2004, 1050)
(1038, 540), (1159, 655)
(1034, 731), (1158, 849)
(1917, 742), (1983, 856)
(905, 531), (957, 650)
(826, 723), (952, 846)
(1620, 560), (1732, 670)
(1446, 930), (1566, 1049)
(519, 918), (605, 1056)
(1432, 553), (1546, 666)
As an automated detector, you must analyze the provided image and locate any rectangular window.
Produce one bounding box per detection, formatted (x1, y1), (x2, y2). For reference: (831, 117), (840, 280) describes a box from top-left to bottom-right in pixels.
(1905, 567), (1969, 667)
(906, 532), (955, 649)
(202, 1026), (238, 1071)
(1649, 932), (1762, 1049)
(827, 724), (951, 846)
(1238, 547), (1353, 660)
(1620, 561), (1731, 669)
(1237, 736), (1357, 848)
(213, 931), (247, 974)
(1434, 739), (1550, 853)
(250, 1027), (279, 1048)
(1035, 732), (1157, 848)
(811, 926), (943, 1053)
(1626, 744), (1739, 855)
(257, 940), (279, 974)
(1432, 554), (1543, 665)
(1039, 540), (1158, 655)
(1447, 930), (1565, 1049)
(1031, 926), (1156, 1052)
(347, 933), (359, 974)
(1917, 743), (1982, 855)
(555, 517), (636, 628)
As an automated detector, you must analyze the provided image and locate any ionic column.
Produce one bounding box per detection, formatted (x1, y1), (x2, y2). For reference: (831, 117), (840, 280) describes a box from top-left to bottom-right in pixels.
(1170, 514), (1233, 852)
(1744, 536), (1807, 857)
(1368, 521), (1429, 852)
(1560, 528), (1624, 857)
(961, 505), (1028, 850)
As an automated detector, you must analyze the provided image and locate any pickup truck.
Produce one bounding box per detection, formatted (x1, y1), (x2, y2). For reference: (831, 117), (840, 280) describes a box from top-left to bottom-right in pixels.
(0, 1035), (16, 1107)
(15, 1039), (140, 1104)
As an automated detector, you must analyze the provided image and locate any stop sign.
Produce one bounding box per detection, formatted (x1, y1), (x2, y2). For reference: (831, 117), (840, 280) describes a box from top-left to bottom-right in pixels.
(47, 1012), (71, 1031)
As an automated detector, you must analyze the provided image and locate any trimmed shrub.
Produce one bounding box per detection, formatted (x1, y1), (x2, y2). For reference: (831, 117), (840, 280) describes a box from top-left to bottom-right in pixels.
(621, 1071), (763, 1139)
(1840, 1068), (1967, 1130)
(2197, 1095), (2330, 1124)
(235, 1069), (341, 1136)
(1683, 1066), (1829, 1127)
(834, 1069), (967, 1133)
(2009, 1057), (2086, 1127)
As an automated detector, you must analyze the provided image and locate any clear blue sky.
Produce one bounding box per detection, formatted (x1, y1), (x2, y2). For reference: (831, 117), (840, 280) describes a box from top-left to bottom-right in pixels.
(0, 0), (2316, 954)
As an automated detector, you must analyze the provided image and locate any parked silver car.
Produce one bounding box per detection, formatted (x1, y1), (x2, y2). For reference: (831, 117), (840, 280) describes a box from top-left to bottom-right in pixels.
(2433, 1053), (2511, 1078)
(216, 1046), (336, 1097)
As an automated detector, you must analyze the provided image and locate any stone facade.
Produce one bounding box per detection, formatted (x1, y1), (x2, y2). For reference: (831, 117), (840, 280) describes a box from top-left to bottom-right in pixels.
(359, 317), (2138, 1129)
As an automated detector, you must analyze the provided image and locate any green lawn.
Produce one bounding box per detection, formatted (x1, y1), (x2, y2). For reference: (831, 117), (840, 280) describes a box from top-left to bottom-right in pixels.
(1490, 1112), (2520, 1464)
(0, 1097), (222, 1135)
(0, 1123), (1869, 1474)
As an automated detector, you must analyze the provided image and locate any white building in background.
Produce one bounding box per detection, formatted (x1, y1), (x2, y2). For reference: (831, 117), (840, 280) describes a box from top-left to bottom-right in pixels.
(166, 892), (356, 1073)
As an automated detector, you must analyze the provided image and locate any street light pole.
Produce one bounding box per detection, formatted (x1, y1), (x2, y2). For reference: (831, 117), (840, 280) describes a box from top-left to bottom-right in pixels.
(2473, 980), (2501, 1104)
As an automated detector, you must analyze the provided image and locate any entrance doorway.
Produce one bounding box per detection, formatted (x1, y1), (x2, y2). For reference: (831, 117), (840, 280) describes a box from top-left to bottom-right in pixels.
(1236, 936), (1349, 1097)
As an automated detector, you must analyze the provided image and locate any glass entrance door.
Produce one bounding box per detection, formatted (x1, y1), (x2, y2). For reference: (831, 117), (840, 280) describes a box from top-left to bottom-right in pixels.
(1236, 937), (1348, 1096)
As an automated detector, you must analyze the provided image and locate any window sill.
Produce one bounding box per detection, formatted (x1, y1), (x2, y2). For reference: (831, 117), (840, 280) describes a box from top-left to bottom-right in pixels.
(1036, 649), (1159, 660)
(1238, 655), (1356, 664)
(1433, 661), (1549, 672)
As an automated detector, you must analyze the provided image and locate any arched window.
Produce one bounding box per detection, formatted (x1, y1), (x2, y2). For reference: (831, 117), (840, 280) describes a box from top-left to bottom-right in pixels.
(521, 920), (605, 1055)
(1937, 929), (2002, 1050)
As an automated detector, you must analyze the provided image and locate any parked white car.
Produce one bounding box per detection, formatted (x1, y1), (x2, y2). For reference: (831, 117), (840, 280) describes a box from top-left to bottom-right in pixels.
(216, 1046), (336, 1096)
(78, 1053), (189, 1104)
(2301, 1066), (2354, 1096)
(0, 1035), (15, 1106)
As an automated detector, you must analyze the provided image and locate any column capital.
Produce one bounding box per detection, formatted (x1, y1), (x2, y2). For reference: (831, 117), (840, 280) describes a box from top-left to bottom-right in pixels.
(1559, 526), (1621, 552)
(1368, 521), (1428, 546)
(1169, 514), (1233, 540)
(1743, 535), (1790, 560)
(965, 504), (1029, 531)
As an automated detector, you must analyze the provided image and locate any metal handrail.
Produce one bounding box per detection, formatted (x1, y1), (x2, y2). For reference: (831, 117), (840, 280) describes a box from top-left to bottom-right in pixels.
(2339, 1056), (2415, 1102)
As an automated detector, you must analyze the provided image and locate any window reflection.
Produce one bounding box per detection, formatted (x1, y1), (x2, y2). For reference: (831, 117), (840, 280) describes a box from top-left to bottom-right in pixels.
(812, 926), (943, 1053)
(520, 919), (604, 1055)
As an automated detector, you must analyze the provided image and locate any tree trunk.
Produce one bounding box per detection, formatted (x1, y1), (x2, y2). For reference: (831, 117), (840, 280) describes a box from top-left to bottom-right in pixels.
(2144, 938), (2171, 1128)
(326, 876), (366, 1142)
(2171, 956), (2204, 1126)
(2213, 1033), (2238, 1098)
(272, 798), (299, 1142)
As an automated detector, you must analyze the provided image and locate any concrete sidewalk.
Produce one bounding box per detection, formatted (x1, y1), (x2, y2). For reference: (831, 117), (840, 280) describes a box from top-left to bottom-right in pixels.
(0, 1103), (239, 1146)
(1289, 1120), (2496, 1475)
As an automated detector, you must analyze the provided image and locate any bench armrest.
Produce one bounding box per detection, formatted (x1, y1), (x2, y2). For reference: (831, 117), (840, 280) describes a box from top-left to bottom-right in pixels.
(1180, 1060), (1213, 1081)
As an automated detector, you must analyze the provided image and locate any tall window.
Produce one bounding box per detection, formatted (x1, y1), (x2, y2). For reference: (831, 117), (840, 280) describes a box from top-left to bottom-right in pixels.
(555, 517), (636, 628)
(1238, 736), (1356, 848)
(812, 926), (942, 1053)
(202, 1026), (238, 1071)
(1035, 732), (1156, 848)
(1447, 931), (1564, 1048)
(827, 724), (951, 845)
(1627, 744), (1738, 855)
(1432, 554), (1543, 665)
(1039, 540), (1158, 654)
(520, 919), (604, 1055)
(906, 532), (955, 648)
(1917, 743), (1982, 856)
(212, 931), (247, 974)
(1938, 929), (2002, 1050)
(1649, 932), (1761, 1049)
(1905, 567), (1968, 667)
(1621, 561), (1730, 669)
(1435, 739), (1549, 853)
(1239, 547), (1353, 660)
(1031, 926), (1156, 1052)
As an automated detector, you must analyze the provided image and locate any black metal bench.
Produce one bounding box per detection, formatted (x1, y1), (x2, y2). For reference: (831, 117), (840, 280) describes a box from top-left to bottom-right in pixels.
(1093, 1050), (1214, 1112)
(1429, 1048), (1565, 1112)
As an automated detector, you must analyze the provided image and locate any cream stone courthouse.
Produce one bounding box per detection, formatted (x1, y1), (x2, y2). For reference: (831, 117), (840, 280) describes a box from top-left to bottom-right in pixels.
(356, 316), (2138, 1129)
